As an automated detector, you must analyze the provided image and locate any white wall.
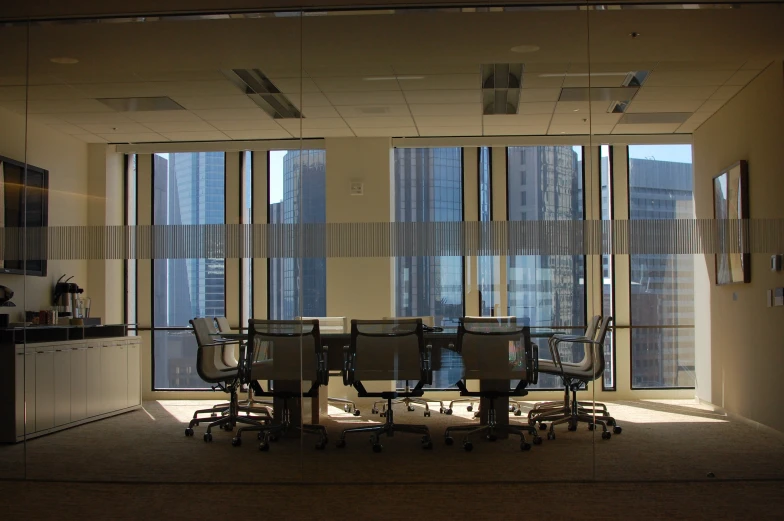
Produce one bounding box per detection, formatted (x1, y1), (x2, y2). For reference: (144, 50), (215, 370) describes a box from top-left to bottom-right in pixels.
(693, 62), (784, 431)
(0, 107), (89, 319)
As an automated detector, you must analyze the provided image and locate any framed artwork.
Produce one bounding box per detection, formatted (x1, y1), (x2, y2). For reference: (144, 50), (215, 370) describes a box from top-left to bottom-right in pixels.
(713, 160), (750, 285)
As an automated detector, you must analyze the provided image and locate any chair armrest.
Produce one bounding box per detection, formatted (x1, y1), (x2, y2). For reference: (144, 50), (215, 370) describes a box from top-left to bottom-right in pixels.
(527, 342), (539, 385)
(342, 345), (353, 386)
(420, 344), (433, 386)
(318, 345), (329, 386)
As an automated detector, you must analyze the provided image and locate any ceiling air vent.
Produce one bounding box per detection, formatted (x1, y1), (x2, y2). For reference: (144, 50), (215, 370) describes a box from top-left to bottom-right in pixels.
(96, 96), (185, 111)
(481, 63), (524, 115)
(223, 69), (302, 119)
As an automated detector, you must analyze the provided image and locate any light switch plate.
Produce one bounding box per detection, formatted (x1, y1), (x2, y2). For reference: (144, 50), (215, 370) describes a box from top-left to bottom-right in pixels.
(349, 181), (363, 196)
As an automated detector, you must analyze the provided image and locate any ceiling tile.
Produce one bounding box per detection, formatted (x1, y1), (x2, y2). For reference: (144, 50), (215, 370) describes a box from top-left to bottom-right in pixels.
(296, 92), (333, 107)
(399, 74), (480, 91)
(287, 128), (356, 138)
(611, 123), (680, 134)
(335, 105), (411, 118)
(46, 122), (88, 135)
(209, 119), (284, 131)
(517, 102), (556, 115)
(278, 118), (349, 129)
(554, 101), (611, 113)
(222, 129), (292, 140)
(392, 64), (480, 75)
(344, 116), (415, 128)
(724, 69), (762, 86)
(548, 124), (589, 135)
(79, 122), (152, 134)
(626, 100), (704, 113)
(519, 89), (561, 102)
(27, 99), (114, 114)
(301, 105), (340, 118)
(173, 95), (259, 110)
(270, 77), (320, 93)
(75, 82), (172, 98)
(306, 65), (395, 77)
(159, 131), (230, 141)
(644, 70), (736, 87)
(522, 63), (571, 74)
(587, 125), (616, 135)
(0, 86), (26, 101)
(740, 58), (773, 70)
(162, 80), (247, 97)
(633, 86), (718, 102)
(483, 126), (547, 136)
(710, 85), (743, 100)
(408, 103), (481, 116)
(325, 91), (407, 106)
(403, 90), (479, 104)
(413, 116), (481, 127)
(353, 127), (419, 137)
(561, 75), (630, 88)
(418, 127), (482, 137)
(144, 121), (218, 133)
(71, 134), (109, 143)
(27, 84), (89, 100)
(126, 110), (204, 123)
(131, 70), (227, 82)
(653, 61), (745, 72)
(313, 76), (400, 92)
(97, 132), (168, 143)
(520, 75), (565, 89)
(696, 99), (726, 113)
(57, 112), (137, 124)
(483, 114), (552, 126)
(550, 113), (620, 126)
(192, 108), (273, 121)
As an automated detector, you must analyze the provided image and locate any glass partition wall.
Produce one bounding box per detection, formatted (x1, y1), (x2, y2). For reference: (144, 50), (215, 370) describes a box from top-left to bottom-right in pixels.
(3, 2), (784, 489)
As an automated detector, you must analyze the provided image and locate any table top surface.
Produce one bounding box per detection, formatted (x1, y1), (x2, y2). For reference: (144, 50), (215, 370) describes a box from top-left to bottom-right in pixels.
(212, 329), (560, 341)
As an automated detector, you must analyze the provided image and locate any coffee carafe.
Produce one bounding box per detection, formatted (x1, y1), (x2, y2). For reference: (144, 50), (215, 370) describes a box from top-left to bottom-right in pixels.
(53, 275), (83, 317)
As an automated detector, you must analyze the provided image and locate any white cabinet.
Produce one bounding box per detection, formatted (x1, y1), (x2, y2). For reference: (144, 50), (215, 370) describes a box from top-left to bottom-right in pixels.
(101, 340), (128, 413)
(34, 346), (55, 432)
(53, 347), (71, 427)
(85, 342), (102, 417)
(127, 339), (141, 407)
(70, 345), (87, 422)
(14, 347), (35, 437)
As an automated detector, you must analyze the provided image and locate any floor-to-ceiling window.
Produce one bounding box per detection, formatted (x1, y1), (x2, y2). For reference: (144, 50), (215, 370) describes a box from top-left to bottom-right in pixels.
(152, 152), (226, 390)
(268, 149), (327, 320)
(628, 144), (695, 389)
(600, 145), (615, 389)
(507, 145), (586, 389)
(393, 147), (464, 388)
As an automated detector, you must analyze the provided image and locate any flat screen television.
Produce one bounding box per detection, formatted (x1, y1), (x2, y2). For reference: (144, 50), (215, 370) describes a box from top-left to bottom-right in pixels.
(0, 154), (49, 276)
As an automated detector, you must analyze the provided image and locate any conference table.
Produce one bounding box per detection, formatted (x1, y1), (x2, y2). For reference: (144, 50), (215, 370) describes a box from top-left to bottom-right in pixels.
(215, 328), (559, 430)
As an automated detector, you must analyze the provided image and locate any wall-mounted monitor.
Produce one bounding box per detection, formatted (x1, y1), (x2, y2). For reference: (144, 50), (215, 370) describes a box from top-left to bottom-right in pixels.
(0, 155), (49, 277)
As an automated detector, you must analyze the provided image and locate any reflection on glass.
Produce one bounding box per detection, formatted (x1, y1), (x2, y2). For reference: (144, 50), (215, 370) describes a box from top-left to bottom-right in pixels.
(507, 146), (585, 389)
(600, 145), (614, 389)
(393, 148), (463, 388)
(629, 144), (695, 389)
(153, 331), (209, 389)
(242, 151), (253, 326)
(153, 152), (225, 389)
(268, 149), (326, 319)
(478, 147), (497, 317)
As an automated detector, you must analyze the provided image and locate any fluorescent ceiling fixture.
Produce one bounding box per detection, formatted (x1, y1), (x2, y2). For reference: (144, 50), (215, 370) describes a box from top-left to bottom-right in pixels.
(97, 96), (185, 112)
(363, 76), (425, 81)
(540, 72), (631, 77)
(50, 57), (79, 64)
(482, 63), (524, 115)
(510, 44), (540, 53)
(223, 69), (302, 119)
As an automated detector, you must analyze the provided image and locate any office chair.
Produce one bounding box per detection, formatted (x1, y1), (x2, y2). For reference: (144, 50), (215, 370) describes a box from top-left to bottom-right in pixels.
(184, 318), (270, 442)
(376, 315), (444, 418)
(443, 316), (542, 452)
(529, 316), (622, 440)
(336, 319), (434, 452)
(296, 316), (360, 416)
(232, 319), (329, 451)
(214, 316), (273, 414)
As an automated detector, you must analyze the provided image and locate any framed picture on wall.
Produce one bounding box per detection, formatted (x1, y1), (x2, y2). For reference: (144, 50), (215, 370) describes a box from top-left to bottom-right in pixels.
(713, 160), (750, 285)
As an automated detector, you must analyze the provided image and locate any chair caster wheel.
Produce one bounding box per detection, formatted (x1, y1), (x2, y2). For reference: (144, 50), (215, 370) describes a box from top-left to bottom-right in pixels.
(533, 436), (543, 445)
(315, 441), (326, 450)
(184, 428), (194, 437)
(336, 439), (346, 448)
(439, 408), (445, 414)
(407, 406), (415, 412)
(587, 423), (595, 431)
(521, 442), (531, 451)
(371, 408), (378, 414)
(231, 437), (241, 447)
(372, 443), (383, 453)
(463, 441), (473, 452)
(547, 432), (556, 441)
(444, 436), (454, 446)
(424, 411), (431, 417)
(445, 409), (453, 415)
(539, 423), (547, 431)
(344, 405), (351, 413)
(353, 410), (361, 416)
(203, 432), (213, 442)
(466, 406), (473, 412)
(514, 410), (522, 416)
(613, 426), (623, 435)
(259, 442), (269, 451)
(602, 431), (612, 440)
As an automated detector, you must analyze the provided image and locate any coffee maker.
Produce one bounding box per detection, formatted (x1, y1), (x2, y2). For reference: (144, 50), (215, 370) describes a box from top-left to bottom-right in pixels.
(53, 275), (83, 318)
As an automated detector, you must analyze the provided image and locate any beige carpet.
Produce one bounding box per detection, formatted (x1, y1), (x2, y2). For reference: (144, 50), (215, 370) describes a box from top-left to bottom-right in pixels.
(2, 399), (784, 486)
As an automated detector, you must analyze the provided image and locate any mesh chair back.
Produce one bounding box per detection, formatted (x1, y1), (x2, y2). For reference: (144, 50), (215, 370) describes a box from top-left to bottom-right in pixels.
(458, 316), (531, 381)
(383, 315), (435, 327)
(212, 317), (240, 366)
(296, 316), (348, 333)
(351, 319), (423, 381)
(248, 319), (321, 381)
(191, 318), (234, 383)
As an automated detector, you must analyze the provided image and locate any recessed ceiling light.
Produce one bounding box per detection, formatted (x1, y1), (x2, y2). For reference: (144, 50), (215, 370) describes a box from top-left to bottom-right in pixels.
(50, 57), (79, 65)
(510, 44), (540, 53)
(363, 76), (424, 81)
